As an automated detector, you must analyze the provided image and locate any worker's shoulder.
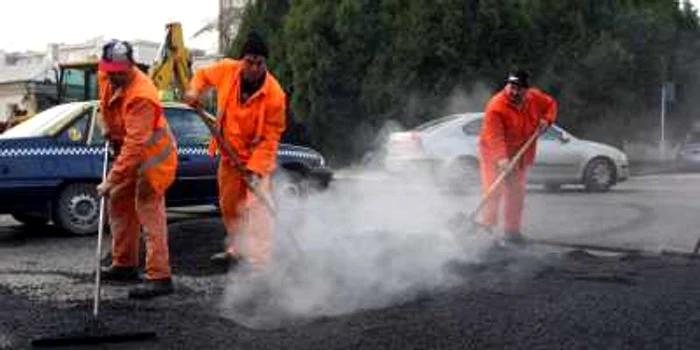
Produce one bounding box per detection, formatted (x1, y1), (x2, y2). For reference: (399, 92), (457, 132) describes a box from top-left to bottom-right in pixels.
(117, 70), (160, 106)
(200, 58), (242, 72)
(130, 70), (161, 99)
(263, 73), (286, 101)
(219, 58), (242, 67)
(526, 87), (555, 101)
(485, 90), (508, 112)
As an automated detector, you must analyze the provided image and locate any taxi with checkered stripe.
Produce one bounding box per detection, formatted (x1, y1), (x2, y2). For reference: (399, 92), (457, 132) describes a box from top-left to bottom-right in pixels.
(0, 101), (332, 235)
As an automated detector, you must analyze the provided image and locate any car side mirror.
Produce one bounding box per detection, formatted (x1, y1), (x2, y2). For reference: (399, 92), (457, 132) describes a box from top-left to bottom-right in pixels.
(559, 134), (571, 144)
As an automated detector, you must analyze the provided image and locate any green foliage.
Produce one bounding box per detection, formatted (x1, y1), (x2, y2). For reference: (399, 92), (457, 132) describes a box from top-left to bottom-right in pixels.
(233, 0), (700, 164)
(228, 0), (292, 82)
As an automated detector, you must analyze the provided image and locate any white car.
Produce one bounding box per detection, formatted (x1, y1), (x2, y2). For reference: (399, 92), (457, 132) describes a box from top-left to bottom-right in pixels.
(384, 113), (630, 192)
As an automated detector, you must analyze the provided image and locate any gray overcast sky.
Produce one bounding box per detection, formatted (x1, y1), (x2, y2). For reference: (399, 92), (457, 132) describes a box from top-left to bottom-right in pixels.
(1, 1), (699, 54)
(0, 0), (219, 53)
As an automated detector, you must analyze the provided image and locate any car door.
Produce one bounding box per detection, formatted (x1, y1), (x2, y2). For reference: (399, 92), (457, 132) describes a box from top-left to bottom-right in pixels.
(88, 107), (116, 178)
(50, 105), (100, 180)
(458, 117), (482, 157)
(530, 126), (582, 183)
(0, 105), (97, 214)
(164, 107), (218, 206)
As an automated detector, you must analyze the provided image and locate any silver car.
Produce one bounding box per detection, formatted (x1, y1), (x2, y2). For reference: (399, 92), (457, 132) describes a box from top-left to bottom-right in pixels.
(675, 131), (700, 171)
(384, 113), (630, 192)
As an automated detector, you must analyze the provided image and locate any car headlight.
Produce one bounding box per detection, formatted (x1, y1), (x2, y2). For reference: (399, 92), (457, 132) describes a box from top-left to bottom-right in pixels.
(611, 150), (629, 165)
(620, 153), (629, 164)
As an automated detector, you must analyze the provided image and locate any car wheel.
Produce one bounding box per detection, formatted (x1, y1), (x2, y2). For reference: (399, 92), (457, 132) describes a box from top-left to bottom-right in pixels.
(583, 157), (616, 193)
(443, 157), (481, 194)
(11, 213), (49, 227)
(272, 169), (308, 201)
(52, 183), (102, 236)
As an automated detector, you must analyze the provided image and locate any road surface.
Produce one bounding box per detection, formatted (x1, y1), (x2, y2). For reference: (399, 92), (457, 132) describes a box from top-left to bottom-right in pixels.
(1, 173), (700, 349)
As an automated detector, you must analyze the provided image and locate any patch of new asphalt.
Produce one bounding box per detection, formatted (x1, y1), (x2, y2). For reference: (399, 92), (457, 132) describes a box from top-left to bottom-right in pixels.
(2, 216), (700, 349)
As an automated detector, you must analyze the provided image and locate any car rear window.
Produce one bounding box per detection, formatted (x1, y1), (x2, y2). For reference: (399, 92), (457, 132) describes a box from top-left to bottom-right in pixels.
(414, 114), (463, 132)
(461, 119), (483, 135)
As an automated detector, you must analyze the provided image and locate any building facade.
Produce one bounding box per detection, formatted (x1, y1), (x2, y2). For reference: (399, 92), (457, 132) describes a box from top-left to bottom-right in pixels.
(0, 39), (163, 122)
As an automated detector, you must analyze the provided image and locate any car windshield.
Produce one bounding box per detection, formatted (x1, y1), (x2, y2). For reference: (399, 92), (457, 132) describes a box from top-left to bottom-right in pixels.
(0, 103), (78, 139)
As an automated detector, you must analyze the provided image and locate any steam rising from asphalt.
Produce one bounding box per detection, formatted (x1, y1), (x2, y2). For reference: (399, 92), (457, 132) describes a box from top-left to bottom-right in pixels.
(218, 168), (494, 329)
(215, 88), (507, 329)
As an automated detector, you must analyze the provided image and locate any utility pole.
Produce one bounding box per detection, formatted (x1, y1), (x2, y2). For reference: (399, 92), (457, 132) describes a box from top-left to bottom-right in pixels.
(660, 82), (676, 159)
(659, 55), (672, 160)
(660, 83), (666, 158)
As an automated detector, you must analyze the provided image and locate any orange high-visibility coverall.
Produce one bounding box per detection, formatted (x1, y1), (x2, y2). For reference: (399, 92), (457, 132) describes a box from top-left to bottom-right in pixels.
(190, 59), (286, 269)
(478, 87), (557, 233)
(99, 68), (178, 280)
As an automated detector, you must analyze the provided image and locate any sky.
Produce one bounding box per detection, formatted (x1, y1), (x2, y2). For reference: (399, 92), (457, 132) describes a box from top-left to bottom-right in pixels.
(1, 0), (699, 54)
(0, 0), (220, 53)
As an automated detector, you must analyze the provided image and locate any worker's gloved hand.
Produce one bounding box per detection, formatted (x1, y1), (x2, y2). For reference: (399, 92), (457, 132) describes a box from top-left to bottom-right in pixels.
(496, 158), (509, 173)
(538, 119), (550, 133)
(96, 116), (111, 139)
(96, 180), (114, 197)
(183, 90), (201, 108)
(246, 170), (262, 188)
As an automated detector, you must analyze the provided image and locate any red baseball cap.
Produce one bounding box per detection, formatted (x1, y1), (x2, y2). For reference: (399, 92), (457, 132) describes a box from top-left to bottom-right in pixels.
(98, 40), (134, 72)
(98, 60), (131, 72)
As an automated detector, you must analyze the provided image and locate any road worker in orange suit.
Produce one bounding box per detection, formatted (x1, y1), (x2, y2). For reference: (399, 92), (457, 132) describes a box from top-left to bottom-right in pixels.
(96, 40), (178, 299)
(478, 69), (557, 246)
(183, 31), (286, 272)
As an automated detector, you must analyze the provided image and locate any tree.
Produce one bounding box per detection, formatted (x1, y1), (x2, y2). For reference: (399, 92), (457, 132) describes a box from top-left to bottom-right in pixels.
(233, 0), (700, 164)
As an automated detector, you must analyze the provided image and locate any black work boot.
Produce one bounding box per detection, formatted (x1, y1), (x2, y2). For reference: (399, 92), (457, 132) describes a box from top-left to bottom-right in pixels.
(128, 278), (174, 300)
(100, 266), (141, 283)
(210, 252), (242, 265)
(503, 231), (528, 248)
(475, 223), (496, 236)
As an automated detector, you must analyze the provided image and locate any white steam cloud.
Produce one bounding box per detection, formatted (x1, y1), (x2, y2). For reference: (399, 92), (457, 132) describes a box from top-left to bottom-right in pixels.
(218, 168), (494, 329)
(217, 86), (503, 329)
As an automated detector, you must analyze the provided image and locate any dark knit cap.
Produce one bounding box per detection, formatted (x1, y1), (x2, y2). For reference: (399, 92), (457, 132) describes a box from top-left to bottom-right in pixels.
(240, 30), (269, 58)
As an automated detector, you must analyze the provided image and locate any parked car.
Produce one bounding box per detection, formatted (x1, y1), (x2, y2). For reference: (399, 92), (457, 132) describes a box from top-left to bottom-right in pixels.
(0, 101), (333, 235)
(384, 113), (629, 192)
(675, 131), (700, 171)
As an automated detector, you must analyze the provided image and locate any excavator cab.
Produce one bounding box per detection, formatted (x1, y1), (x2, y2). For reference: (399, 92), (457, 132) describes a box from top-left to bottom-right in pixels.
(57, 62), (98, 103)
(55, 23), (198, 107)
(56, 61), (148, 104)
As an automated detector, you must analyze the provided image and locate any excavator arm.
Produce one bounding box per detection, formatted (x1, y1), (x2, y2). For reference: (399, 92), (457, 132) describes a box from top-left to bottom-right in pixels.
(148, 22), (192, 101)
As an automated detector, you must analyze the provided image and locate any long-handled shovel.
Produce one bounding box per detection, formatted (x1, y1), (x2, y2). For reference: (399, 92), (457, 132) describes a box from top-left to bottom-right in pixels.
(447, 126), (543, 237)
(192, 108), (303, 256)
(31, 141), (157, 347)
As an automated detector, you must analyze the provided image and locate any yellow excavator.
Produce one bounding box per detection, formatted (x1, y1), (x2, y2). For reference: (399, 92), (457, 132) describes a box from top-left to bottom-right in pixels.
(55, 22), (192, 103)
(1, 21), (194, 134)
(147, 22), (192, 101)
